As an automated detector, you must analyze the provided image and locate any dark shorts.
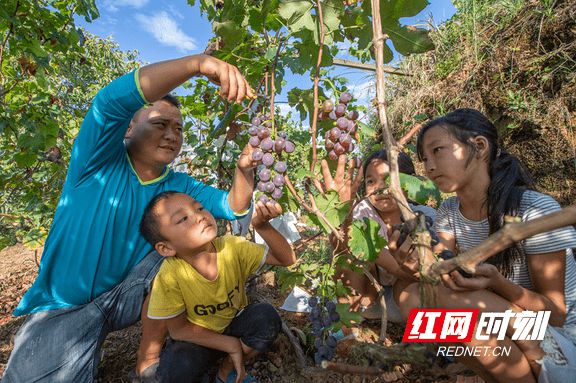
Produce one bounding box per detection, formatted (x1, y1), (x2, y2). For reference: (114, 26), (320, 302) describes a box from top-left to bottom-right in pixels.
(157, 303), (282, 383)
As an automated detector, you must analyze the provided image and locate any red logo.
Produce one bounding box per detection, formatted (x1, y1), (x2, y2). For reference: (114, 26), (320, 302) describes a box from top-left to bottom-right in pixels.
(402, 309), (479, 342)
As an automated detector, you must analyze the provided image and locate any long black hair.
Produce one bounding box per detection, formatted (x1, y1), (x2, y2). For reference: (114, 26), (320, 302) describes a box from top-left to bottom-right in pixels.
(416, 108), (535, 277)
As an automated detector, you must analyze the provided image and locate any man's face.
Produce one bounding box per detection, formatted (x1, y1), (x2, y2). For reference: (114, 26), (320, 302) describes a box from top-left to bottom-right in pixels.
(154, 193), (217, 256)
(126, 100), (184, 167)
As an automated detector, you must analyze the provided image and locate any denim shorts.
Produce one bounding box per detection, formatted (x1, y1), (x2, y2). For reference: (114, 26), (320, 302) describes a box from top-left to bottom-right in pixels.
(157, 303), (282, 383)
(2, 250), (164, 383)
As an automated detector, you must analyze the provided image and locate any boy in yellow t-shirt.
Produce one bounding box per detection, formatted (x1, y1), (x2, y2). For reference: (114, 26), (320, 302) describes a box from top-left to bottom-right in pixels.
(139, 191), (296, 383)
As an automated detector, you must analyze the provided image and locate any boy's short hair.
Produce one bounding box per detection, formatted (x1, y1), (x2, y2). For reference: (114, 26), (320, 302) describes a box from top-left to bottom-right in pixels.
(140, 191), (181, 245)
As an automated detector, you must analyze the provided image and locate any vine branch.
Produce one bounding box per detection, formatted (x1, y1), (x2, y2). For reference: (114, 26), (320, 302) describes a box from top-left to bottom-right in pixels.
(428, 206), (576, 279)
(285, 175), (344, 241)
(269, 30), (283, 136)
(309, 0), (326, 174)
(398, 123), (423, 147)
(362, 268), (388, 341)
(369, 0), (416, 225)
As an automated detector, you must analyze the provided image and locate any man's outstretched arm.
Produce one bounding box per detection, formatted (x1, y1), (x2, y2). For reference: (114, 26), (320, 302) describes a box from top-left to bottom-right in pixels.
(138, 54), (254, 104)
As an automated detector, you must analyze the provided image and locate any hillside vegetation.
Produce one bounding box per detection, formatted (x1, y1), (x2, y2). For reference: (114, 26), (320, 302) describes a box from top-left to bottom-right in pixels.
(387, 0), (575, 204)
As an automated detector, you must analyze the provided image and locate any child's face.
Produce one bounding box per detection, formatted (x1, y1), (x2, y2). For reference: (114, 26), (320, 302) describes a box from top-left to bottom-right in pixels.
(153, 193), (217, 255)
(420, 125), (485, 193)
(364, 159), (399, 214)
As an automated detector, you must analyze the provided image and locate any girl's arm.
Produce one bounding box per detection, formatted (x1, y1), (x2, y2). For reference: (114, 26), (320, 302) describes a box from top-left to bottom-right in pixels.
(444, 251), (567, 327)
(374, 247), (418, 281)
(436, 231), (456, 253)
(492, 251), (566, 326)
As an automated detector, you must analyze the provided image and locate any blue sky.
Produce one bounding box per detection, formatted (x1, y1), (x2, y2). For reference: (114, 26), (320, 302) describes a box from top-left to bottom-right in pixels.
(78, 0), (457, 111)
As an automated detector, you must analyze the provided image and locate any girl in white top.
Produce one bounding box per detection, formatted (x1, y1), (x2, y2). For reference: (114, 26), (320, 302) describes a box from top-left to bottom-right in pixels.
(399, 108), (576, 382)
(327, 150), (436, 322)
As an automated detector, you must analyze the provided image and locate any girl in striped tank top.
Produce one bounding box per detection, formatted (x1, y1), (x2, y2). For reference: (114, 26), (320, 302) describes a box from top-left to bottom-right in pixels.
(398, 108), (576, 382)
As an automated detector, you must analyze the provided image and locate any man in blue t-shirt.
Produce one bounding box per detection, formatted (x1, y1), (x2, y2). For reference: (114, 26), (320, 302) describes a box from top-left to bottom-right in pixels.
(3, 54), (261, 382)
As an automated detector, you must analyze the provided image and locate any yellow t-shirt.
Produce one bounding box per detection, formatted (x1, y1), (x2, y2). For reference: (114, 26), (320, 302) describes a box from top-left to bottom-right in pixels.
(147, 235), (266, 333)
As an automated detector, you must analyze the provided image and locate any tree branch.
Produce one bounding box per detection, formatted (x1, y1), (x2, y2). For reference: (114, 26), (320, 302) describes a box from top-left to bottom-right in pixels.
(269, 31), (283, 136)
(362, 268), (388, 341)
(249, 290), (307, 370)
(307, 184), (344, 242)
(398, 123), (423, 147)
(370, 0), (437, 318)
(284, 175), (344, 241)
(284, 174), (312, 211)
(309, 0), (326, 174)
(369, 0), (416, 225)
(332, 58), (411, 76)
(238, 76), (266, 116)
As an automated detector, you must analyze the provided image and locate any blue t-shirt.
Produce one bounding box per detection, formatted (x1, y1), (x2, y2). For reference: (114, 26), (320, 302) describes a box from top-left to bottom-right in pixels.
(14, 71), (241, 316)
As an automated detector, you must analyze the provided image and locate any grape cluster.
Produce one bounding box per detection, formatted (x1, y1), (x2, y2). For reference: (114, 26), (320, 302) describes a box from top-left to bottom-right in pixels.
(393, 213), (439, 248)
(249, 115), (295, 203)
(308, 296), (340, 365)
(319, 92), (359, 160)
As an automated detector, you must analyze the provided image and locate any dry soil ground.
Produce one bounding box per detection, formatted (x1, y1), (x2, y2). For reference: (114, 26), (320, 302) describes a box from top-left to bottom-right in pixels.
(0, 244), (478, 382)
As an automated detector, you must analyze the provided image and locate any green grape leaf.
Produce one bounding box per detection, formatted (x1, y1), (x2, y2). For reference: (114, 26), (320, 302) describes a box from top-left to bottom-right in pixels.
(276, 269), (306, 292)
(306, 191), (349, 234)
(357, 121), (376, 140)
(348, 218), (387, 262)
(335, 303), (362, 326)
(386, 173), (442, 207)
(353, 0), (433, 62)
(287, 86), (327, 123)
(278, 0), (316, 38)
(383, 25), (434, 56)
(321, 0), (344, 45)
(213, 20), (246, 47)
(14, 152), (37, 167)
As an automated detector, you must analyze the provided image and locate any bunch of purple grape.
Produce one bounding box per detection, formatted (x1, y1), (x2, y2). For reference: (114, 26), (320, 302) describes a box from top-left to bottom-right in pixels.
(319, 92), (359, 161)
(308, 296), (340, 364)
(393, 213), (439, 248)
(249, 115), (295, 203)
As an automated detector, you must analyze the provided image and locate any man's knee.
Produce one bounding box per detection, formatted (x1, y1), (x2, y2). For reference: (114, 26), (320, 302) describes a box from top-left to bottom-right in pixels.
(4, 306), (104, 382)
(104, 251), (163, 331)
